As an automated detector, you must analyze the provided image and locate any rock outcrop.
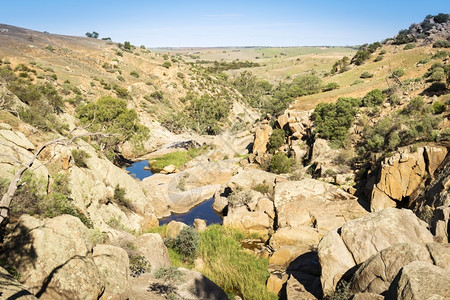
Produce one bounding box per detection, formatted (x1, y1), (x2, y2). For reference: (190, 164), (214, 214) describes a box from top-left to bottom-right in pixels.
(0, 266), (37, 300)
(252, 122), (272, 156)
(1, 215), (105, 300)
(274, 179), (367, 234)
(93, 245), (130, 300)
(350, 243), (450, 295)
(134, 233), (171, 271)
(317, 208), (434, 296)
(388, 261), (450, 300)
(369, 146), (448, 212)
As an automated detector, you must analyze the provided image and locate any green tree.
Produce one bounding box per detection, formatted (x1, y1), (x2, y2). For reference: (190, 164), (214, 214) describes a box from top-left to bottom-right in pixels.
(76, 96), (149, 161)
(362, 89), (385, 107)
(269, 152), (292, 174)
(269, 129), (286, 153)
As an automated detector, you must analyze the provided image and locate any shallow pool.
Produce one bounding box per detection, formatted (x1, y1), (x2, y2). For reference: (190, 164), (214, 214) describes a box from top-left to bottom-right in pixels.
(159, 198), (222, 226)
(126, 160), (153, 180)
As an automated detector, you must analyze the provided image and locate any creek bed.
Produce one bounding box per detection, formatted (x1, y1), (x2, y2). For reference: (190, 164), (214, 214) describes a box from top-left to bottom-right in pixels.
(126, 160), (222, 226)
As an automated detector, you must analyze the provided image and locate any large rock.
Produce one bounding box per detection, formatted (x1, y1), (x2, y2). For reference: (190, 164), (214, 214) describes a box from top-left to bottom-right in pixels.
(93, 245), (130, 300)
(269, 226), (321, 250)
(0, 215), (105, 300)
(176, 268), (228, 300)
(223, 208), (271, 238)
(350, 243), (450, 295)
(134, 233), (171, 271)
(274, 179), (367, 232)
(389, 261), (450, 300)
(286, 272), (321, 300)
(430, 206), (450, 243)
(252, 123), (272, 156)
(227, 168), (280, 191)
(317, 208), (434, 296)
(370, 146), (447, 211)
(0, 266), (37, 299)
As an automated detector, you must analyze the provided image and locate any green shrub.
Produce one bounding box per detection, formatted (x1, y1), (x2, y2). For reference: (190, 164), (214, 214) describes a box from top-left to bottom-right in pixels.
(71, 149), (90, 168)
(351, 79), (364, 86)
(432, 101), (445, 114)
(404, 43), (416, 50)
(154, 266), (184, 283)
(360, 72), (373, 79)
(162, 62), (171, 69)
(171, 226), (200, 262)
(314, 97), (361, 147)
(323, 82), (339, 92)
(433, 40), (450, 48)
(362, 89), (385, 107)
(113, 184), (132, 209)
(268, 129), (286, 153)
(432, 51), (449, 59)
(380, 49), (387, 55)
(417, 57), (431, 65)
(392, 68), (405, 78)
(130, 255), (151, 277)
(374, 55), (384, 62)
(429, 68), (445, 82)
(252, 183), (271, 195)
(130, 71), (139, 78)
(268, 152), (292, 174)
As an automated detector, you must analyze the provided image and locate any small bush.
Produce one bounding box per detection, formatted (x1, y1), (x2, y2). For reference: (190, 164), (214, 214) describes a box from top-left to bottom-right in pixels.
(269, 152), (292, 174)
(404, 43), (416, 50)
(379, 49), (387, 55)
(268, 129), (286, 153)
(162, 62), (171, 69)
(432, 51), (449, 59)
(363, 89), (385, 107)
(171, 227), (200, 262)
(154, 266), (184, 283)
(252, 183), (271, 195)
(72, 149), (90, 168)
(392, 68), (405, 78)
(323, 82), (339, 92)
(374, 55), (384, 62)
(130, 71), (139, 78)
(433, 40), (450, 48)
(360, 72), (373, 79)
(113, 184), (132, 209)
(351, 79), (364, 86)
(432, 101), (445, 114)
(130, 255), (151, 277)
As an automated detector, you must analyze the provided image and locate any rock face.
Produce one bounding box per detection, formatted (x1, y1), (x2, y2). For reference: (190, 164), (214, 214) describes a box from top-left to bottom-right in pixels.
(93, 245), (130, 300)
(350, 243), (450, 295)
(134, 233), (171, 271)
(389, 261), (450, 300)
(223, 208), (271, 238)
(0, 129), (49, 192)
(252, 123), (272, 156)
(1, 215), (105, 300)
(274, 179), (367, 233)
(430, 206), (450, 243)
(0, 266), (37, 299)
(370, 146), (448, 212)
(176, 268), (228, 300)
(317, 208), (434, 296)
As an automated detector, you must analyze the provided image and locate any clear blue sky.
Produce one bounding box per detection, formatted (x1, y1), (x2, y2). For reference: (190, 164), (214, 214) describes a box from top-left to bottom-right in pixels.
(1, 1), (448, 47)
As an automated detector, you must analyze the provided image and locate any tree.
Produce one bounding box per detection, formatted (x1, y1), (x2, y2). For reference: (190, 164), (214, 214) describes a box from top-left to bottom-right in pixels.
(85, 31), (99, 39)
(76, 96), (149, 160)
(124, 41), (132, 50)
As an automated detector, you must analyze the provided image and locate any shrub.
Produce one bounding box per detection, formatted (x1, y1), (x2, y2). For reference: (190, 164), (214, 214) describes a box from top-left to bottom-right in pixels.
(162, 62), (171, 69)
(360, 72), (373, 79)
(404, 43), (416, 50)
(323, 82), (339, 92)
(392, 68), (405, 78)
(433, 40), (450, 48)
(314, 97), (361, 146)
(130, 71), (139, 78)
(154, 266), (184, 283)
(269, 152), (292, 174)
(351, 79), (364, 86)
(268, 129), (285, 153)
(380, 50), (387, 55)
(113, 184), (132, 209)
(171, 227), (200, 261)
(362, 89), (385, 107)
(432, 101), (445, 114)
(130, 255), (151, 277)
(432, 51), (449, 59)
(71, 149), (90, 168)
(374, 55), (384, 62)
(434, 13), (449, 23)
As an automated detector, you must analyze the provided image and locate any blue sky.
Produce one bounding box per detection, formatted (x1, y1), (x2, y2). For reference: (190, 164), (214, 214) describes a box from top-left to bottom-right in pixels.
(1, 1), (448, 47)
